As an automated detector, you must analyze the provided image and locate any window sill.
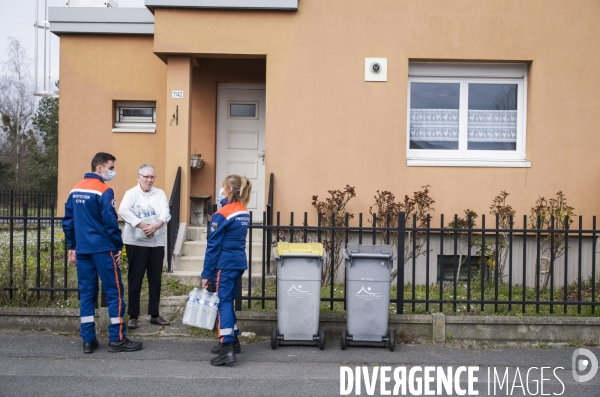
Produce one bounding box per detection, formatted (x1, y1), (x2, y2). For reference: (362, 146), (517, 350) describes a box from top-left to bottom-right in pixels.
(407, 158), (531, 168)
(112, 128), (156, 133)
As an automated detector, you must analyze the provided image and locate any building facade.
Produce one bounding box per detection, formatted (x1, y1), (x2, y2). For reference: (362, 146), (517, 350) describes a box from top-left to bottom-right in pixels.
(50, 0), (600, 227)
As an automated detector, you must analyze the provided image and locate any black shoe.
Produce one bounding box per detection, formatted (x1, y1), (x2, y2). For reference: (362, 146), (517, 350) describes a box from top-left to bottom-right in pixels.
(150, 316), (170, 326)
(211, 337), (241, 354)
(108, 338), (143, 353)
(83, 339), (99, 354)
(210, 343), (236, 366)
(127, 318), (138, 329)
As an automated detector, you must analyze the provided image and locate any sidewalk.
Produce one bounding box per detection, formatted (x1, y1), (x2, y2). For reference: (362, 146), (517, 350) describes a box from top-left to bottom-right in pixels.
(123, 295), (209, 338)
(1, 330), (600, 397)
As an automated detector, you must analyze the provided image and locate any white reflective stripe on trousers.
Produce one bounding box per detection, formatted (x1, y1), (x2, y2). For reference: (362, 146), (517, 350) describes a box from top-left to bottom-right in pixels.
(110, 317), (122, 325)
(80, 316), (95, 323)
(219, 328), (233, 336)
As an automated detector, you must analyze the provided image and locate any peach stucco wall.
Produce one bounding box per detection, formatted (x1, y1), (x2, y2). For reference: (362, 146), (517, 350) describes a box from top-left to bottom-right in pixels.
(150, 0), (600, 224)
(57, 0), (600, 225)
(57, 35), (167, 215)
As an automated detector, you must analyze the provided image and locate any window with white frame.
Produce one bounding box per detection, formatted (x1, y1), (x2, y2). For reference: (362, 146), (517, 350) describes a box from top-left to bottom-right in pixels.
(113, 101), (156, 133)
(407, 63), (529, 167)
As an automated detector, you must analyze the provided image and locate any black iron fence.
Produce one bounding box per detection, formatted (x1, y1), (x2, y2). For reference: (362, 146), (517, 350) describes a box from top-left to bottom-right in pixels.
(0, 205), (77, 303)
(3, 201), (600, 317)
(0, 190), (58, 225)
(240, 212), (600, 316)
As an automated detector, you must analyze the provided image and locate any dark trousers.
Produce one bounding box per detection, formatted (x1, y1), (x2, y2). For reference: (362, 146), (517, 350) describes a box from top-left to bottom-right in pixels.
(126, 245), (165, 317)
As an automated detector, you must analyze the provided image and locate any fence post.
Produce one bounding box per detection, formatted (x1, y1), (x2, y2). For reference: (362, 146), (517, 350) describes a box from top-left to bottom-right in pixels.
(9, 190), (14, 300)
(397, 212), (406, 314)
(23, 202), (28, 301)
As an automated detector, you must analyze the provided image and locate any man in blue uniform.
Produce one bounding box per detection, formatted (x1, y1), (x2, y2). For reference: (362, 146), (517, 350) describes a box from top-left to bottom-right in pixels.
(63, 152), (142, 354)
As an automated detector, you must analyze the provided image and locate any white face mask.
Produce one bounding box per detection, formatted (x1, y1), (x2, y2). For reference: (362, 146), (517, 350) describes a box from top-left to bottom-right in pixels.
(217, 187), (226, 203)
(102, 169), (116, 181)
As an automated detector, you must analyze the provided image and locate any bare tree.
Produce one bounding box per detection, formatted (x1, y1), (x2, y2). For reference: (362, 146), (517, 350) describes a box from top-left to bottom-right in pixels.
(0, 37), (36, 188)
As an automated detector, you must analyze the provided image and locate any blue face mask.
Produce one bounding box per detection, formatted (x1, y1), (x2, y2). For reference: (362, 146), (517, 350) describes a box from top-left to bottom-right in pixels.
(102, 169), (116, 181)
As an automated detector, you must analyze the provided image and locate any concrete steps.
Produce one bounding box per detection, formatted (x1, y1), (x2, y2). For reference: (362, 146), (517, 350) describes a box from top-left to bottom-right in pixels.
(168, 225), (274, 286)
(176, 256), (272, 272)
(186, 226), (266, 242)
(181, 240), (265, 257)
(164, 270), (275, 289)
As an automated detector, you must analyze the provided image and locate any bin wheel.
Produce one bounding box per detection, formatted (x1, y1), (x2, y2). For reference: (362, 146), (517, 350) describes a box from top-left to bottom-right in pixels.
(271, 326), (278, 350)
(387, 329), (396, 352)
(340, 328), (348, 350)
(318, 328), (326, 350)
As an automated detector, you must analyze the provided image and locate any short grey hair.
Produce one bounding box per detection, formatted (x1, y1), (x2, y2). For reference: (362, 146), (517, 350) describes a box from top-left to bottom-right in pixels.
(138, 164), (155, 175)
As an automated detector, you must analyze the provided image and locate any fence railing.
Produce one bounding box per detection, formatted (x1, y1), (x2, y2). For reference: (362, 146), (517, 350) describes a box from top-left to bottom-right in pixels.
(3, 202), (600, 317)
(166, 167), (181, 273)
(0, 189), (58, 225)
(0, 204), (77, 304)
(240, 211), (600, 316)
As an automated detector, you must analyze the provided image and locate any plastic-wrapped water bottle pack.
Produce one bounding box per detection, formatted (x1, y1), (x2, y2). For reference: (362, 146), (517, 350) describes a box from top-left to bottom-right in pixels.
(182, 287), (220, 330)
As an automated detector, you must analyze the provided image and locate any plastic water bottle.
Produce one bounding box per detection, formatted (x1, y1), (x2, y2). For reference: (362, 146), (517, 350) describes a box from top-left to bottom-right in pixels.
(205, 291), (220, 329)
(182, 288), (200, 326)
(193, 289), (208, 328)
(133, 204), (159, 240)
(194, 289), (220, 330)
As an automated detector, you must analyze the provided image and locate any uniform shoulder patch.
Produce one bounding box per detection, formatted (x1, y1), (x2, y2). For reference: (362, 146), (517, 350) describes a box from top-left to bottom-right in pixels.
(211, 222), (218, 232)
(111, 199), (116, 208)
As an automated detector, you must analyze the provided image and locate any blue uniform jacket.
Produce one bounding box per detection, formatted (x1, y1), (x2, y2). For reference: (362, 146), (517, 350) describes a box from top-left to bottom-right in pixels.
(62, 173), (123, 255)
(201, 201), (249, 281)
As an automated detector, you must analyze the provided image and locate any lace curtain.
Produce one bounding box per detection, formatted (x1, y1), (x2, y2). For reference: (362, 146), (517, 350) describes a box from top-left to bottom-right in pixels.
(410, 109), (517, 145)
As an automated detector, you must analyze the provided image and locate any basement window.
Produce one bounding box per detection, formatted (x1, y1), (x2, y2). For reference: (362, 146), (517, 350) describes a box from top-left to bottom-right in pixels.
(437, 255), (486, 285)
(113, 101), (156, 133)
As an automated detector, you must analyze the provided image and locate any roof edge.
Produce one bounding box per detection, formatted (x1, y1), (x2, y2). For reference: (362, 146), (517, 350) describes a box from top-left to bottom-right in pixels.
(145, 0), (298, 11)
(49, 7), (154, 36)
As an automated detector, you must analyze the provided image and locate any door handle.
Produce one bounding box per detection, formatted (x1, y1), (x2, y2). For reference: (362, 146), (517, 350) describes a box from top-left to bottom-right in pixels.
(257, 150), (265, 159)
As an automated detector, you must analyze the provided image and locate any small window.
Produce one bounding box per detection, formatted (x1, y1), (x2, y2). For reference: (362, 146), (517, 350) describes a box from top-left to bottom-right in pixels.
(113, 101), (156, 133)
(228, 101), (258, 120)
(437, 255), (486, 285)
(407, 62), (529, 167)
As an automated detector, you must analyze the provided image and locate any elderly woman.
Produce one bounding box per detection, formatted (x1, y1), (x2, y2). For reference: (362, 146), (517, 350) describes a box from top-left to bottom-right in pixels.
(118, 164), (171, 329)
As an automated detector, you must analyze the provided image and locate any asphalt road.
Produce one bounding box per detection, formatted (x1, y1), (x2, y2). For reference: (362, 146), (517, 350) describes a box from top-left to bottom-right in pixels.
(1, 332), (600, 397)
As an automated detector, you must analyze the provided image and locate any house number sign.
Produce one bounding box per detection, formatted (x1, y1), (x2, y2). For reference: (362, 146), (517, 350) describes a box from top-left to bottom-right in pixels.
(172, 90), (184, 99)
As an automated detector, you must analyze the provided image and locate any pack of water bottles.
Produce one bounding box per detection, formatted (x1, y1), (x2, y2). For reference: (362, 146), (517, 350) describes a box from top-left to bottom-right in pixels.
(132, 204), (159, 240)
(182, 287), (220, 330)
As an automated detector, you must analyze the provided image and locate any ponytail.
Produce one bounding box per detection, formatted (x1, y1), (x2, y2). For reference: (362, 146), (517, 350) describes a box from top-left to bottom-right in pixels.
(223, 174), (253, 206)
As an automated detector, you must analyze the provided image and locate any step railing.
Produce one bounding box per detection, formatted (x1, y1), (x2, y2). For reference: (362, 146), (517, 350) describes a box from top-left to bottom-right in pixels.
(166, 167), (181, 273)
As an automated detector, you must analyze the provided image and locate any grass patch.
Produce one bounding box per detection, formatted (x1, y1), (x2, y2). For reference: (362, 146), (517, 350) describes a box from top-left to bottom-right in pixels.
(0, 228), (182, 310)
(0, 228), (80, 308)
(236, 278), (600, 317)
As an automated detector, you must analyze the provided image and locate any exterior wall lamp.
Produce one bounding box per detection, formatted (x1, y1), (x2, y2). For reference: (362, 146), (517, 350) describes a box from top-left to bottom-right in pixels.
(190, 153), (205, 169)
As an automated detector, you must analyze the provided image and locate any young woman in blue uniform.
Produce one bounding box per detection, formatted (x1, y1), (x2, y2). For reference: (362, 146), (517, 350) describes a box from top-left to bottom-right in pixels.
(201, 174), (252, 366)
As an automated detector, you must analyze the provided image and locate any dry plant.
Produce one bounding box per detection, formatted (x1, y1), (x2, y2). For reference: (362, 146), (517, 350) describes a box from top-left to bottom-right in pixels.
(368, 185), (435, 282)
(486, 191), (516, 282)
(311, 185), (356, 284)
(445, 210), (479, 283)
(529, 191), (575, 290)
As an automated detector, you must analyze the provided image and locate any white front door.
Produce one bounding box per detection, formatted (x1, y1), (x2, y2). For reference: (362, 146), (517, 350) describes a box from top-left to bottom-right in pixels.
(216, 84), (266, 222)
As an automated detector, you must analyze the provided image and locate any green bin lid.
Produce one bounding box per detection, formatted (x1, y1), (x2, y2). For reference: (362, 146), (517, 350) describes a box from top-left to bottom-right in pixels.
(275, 242), (324, 256)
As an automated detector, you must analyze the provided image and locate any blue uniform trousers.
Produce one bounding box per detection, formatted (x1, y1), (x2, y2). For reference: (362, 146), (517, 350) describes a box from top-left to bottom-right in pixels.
(216, 269), (244, 344)
(76, 251), (126, 343)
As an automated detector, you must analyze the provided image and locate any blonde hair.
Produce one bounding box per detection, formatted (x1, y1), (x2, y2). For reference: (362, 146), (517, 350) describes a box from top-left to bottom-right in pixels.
(223, 174), (252, 206)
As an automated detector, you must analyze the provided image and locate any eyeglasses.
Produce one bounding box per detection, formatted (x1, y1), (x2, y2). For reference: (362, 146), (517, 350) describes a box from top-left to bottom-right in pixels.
(139, 174), (156, 180)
